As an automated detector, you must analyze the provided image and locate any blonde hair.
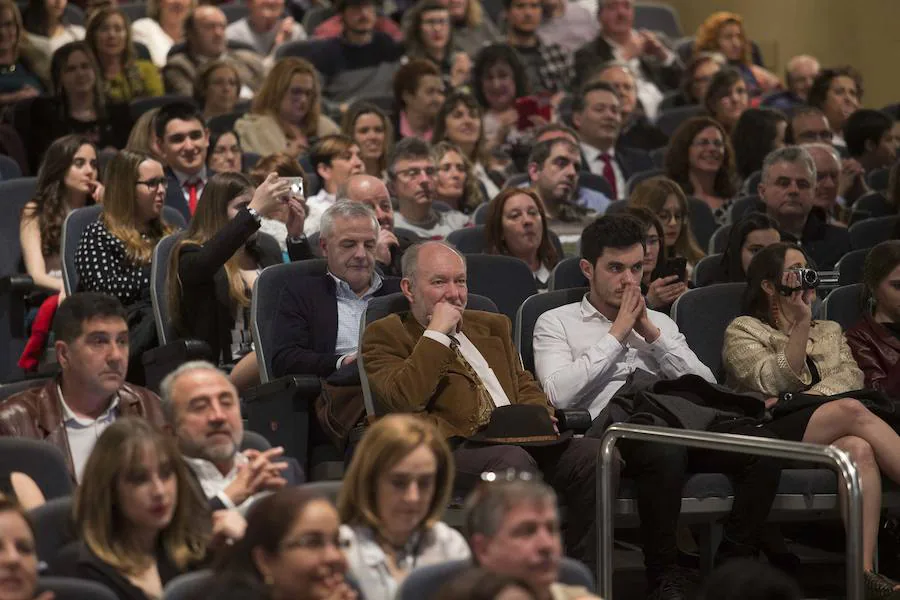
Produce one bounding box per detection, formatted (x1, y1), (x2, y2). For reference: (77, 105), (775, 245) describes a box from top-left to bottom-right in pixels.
(101, 150), (173, 265)
(251, 57), (323, 139)
(147, 0), (196, 22)
(338, 415), (454, 532)
(126, 107), (160, 156)
(629, 176), (705, 264)
(430, 141), (484, 213)
(74, 418), (210, 575)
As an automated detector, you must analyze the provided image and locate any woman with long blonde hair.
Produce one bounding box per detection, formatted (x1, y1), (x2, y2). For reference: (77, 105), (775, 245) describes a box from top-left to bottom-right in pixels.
(431, 141), (484, 214)
(234, 57), (339, 157)
(167, 171), (294, 390)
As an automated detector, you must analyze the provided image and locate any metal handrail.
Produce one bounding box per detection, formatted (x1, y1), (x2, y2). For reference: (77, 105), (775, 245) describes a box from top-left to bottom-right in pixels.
(598, 423), (863, 599)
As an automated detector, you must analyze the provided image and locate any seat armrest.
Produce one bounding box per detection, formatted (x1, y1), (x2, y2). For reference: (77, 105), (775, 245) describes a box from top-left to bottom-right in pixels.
(555, 409), (592, 434)
(243, 375), (321, 402)
(0, 274), (36, 295)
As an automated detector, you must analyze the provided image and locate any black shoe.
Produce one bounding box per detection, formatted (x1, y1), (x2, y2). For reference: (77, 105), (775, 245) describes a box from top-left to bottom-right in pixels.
(648, 568), (693, 600)
(864, 570), (900, 600)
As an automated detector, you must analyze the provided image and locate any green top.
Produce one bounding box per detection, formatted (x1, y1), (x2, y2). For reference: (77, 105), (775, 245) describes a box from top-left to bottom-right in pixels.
(102, 59), (164, 104)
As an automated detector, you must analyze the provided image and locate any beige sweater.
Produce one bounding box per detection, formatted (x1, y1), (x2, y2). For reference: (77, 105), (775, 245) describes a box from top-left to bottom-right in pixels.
(233, 112), (339, 156)
(723, 316), (864, 397)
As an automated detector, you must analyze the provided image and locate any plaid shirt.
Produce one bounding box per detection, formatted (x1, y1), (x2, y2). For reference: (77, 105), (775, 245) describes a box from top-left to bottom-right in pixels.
(515, 39), (574, 95)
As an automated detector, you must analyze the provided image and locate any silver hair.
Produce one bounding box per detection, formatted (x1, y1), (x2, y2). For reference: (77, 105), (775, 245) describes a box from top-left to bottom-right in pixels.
(320, 200), (379, 239)
(803, 142), (841, 163)
(463, 478), (558, 541)
(595, 59), (638, 81)
(159, 360), (225, 423)
(761, 145), (817, 186)
(401, 240), (465, 282)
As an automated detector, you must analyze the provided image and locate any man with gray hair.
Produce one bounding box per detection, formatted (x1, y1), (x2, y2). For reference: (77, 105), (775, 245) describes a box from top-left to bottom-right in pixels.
(161, 361), (303, 511)
(762, 54), (821, 113)
(271, 200), (402, 378)
(464, 477), (601, 600)
(592, 61), (668, 151)
(804, 143), (845, 224)
(759, 145), (851, 270)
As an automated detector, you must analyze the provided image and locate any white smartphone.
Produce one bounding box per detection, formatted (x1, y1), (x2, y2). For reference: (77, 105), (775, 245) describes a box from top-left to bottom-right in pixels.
(285, 177), (304, 198)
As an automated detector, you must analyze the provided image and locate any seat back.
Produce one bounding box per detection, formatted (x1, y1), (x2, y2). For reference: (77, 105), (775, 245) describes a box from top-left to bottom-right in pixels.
(657, 105), (704, 137)
(220, 2), (248, 22)
(464, 254), (538, 323)
(303, 5), (336, 32)
(548, 256), (587, 291)
(503, 173), (529, 188)
(729, 195), (764, 224)
(240, 431), (272, 452)
(37, 577), (119, 600)
(820, 283), (865, 331)
(849, 216), (900, 250)
(0, 153), (22, 179)
(867, 166), (890, 192)
(30, 496), (76, 566)
(251, 259), (328, 383)
(207, 110), (246, 134)
(150, 232), (186, 346)
(837, 248), (869, 286)
(650, 145), (668, 168)
(162, 570), (213, 600)
(633, 1), (682, 37)
(852, 191), (891, 221)
(692, 253), (722, 286)
(0, 377), (50, 401)
(118, 1), (146, 22)
(740, 170), (762, 196)
(604, 199), (627, 214)
(299, 480), (342, 504)
(358, 293), (497, 416)
(274, 38), (331, 62)
(0, 438), (73, 500)
(670, 282), (745, 381)
(687, 197), (718, 251)
(515, 287), (588, 374)
(708, 224), (731, 254)
(625, 168), (665, 196)
(472, 202), (490, 225)
(62, 206), (186, 296)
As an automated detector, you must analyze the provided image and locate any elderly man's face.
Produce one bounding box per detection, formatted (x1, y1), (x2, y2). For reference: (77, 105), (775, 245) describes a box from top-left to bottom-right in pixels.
(402, 243), (468, 328)
(595, 66), (637, 119)
(170, 369), (243, 466)
(788, 57), (820, 101)
(759, 160), (815, 223)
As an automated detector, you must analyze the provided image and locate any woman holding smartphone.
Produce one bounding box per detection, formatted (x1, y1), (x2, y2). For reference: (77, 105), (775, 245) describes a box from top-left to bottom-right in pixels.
(626, 207), (688, 315)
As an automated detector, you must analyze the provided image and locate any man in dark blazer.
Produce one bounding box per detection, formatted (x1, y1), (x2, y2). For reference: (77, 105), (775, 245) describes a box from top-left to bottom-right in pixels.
(161, 361), (305, 511)
(572, 81), (654, 200)
(154, 101), (212, 223)
(572, 0), (681, 96)
(271, 201), (401, 379)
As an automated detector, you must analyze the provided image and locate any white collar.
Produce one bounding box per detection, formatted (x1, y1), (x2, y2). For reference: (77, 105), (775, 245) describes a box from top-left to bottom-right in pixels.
(173, 166), (207, 186)
(579, 294), (614, 323)
(57, 384), (120, 426)
(184, 451), (248, 481)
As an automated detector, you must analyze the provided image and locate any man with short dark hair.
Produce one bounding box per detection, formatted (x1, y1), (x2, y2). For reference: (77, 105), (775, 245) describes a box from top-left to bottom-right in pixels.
(533, 215), (782, 599)
(759, 146), (851, 270)
(164, 6), (266, 97)
(304, 134), (365, 234)
(573, 0), (681, 117)
(0, 293), (164, 482)
(503, 0), (572, 95)
(154, 101), (211, 221)
(573, 81), (653, 200)
(465, 478), (601, 600)
(226, 0), (306, 57)
(527, 138), (610, 218)
(844, 109), (898, 174)
(271, 201), (401, 378)
(388, 138), (469, 238)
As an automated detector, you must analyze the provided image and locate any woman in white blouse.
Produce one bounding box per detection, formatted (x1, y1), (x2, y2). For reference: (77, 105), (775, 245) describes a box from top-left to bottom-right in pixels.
(131, 0), (194, 67)
(338, 414), (470, 600)
(22, 0), (85, 64)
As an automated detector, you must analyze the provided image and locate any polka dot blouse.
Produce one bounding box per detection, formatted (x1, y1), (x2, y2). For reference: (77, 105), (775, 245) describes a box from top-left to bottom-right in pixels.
(74, 220), (152, 306)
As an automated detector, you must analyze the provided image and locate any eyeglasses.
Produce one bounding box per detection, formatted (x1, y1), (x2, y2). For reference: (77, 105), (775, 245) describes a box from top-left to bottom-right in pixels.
(136, 177), (169, 190)
(657, 212), (684, 224)
(691, 139), (724, 149)
(817, 170), (840, 182)
(288, 86), (315, 98)
(422, 16), (450, 26)
(797, 130), (833, 143)
(394, 166), (437, 180)
(439, 163), (466, 174)
(480, 469), (541, 483)
(280, 533), (351, 552)
(645, 235), (661, 246)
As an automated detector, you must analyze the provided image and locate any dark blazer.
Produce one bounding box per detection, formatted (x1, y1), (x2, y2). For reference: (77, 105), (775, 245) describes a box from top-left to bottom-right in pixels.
(65, 542), (184, 600)
(572, 34), (682, 90)
(164, 167), (215, 223)
(619, 115), (669, 152)
(782, 209), (852, 271)
(846, 313), (900, 399)
(270, 273), (401, 378)
(176, 208), (285, 364)
(615, 144), (655, 182)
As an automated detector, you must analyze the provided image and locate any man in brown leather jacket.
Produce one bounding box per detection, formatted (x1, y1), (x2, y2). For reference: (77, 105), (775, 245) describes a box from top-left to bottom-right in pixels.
(0, 293), (164, 482)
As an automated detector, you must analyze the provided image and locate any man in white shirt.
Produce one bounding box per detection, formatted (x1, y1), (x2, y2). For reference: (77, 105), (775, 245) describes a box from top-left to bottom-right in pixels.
(226, 0), (306, 57)
(161, 361), (303, 512)
(304, 134), (365, 235)
(536, 0), (598, 54)
(572, 81), (653, 200)
(533, 214), (782, 599)
(388, 138), (469, 239)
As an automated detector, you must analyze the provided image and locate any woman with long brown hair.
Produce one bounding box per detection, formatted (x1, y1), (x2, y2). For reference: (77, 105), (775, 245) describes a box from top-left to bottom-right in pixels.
(432, 90), (499, 200)
(167, 171), (294, 390)
(341, 100), (393, 178)
(629, 176), (705, 267)
(484, 188), (559, 289)
(431, 141), (484, 215)
(235, 57), (339, 157)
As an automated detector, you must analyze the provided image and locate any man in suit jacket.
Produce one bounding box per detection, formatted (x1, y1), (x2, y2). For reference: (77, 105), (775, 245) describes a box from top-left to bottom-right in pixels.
(573, 81), (654, 200)
(154, 101), (212, 222)
(271, 201), (401, 379)
(573, 0), (681, 120)
(361, 240), (601, 569)
(161, 361), (303, 512)
(594, 61), (668, 152)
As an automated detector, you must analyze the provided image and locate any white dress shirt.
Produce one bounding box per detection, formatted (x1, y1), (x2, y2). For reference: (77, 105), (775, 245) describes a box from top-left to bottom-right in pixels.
(131, 18), (176, 67)
(393, 209), (470, 239)
(581, 143), (626, 200)
(303, 188), (336, 236)
(423, 329), (511, 408)
(340, 523), (471, 600)
(603, 34), (675, 122)
(185, 452), (265, 513)
(533, 295), (715, 419)
(173, 166), (208, 205)
(59, 386), (119, 483)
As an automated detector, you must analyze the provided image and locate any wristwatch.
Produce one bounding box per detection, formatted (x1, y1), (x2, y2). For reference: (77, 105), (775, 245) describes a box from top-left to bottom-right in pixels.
(288, 234), (307, 244)
(246, 206), (262, 224)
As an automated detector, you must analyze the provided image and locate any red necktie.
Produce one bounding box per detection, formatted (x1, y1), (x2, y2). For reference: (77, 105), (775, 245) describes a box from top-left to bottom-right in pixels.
(184, 179), (200, 215)
(600, 154), (618, 200)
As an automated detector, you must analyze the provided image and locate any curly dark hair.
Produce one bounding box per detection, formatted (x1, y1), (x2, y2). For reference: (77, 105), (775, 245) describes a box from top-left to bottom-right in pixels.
(664, 116), (737, 199)
(471, 43), (530, 110)
(807, 66), (864, 111)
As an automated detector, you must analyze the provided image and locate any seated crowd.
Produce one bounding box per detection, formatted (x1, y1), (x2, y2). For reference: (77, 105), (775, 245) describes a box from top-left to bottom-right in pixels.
(3, 0), (900, 598)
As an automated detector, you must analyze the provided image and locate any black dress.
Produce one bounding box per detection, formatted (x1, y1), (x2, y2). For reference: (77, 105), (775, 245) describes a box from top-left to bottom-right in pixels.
(764, 358), (823, 441)
(66, 542), (184, 600)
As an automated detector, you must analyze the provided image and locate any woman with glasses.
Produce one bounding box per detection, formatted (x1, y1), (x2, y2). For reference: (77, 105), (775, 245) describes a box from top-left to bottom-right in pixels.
(85, 7), (164, 104)
(433, 90), (499, 201)
(431, 141), (484, 214)
(234, 57), (339, 158)
(194, 59), (240, 121)
(483, 188), (559, 290)
(208, 487), (358, 600)
(402, 0), (471, 89)
(625, 206), (687, 315)
(629, 176), (705, 268)
(664, 116), (738, 226)
(338, 415), (469, 600)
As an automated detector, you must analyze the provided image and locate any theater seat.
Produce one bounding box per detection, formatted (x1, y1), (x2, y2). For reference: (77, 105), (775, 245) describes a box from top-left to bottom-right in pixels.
(464, 254), (538, 324)
(820, 283), (865, 331)
(30, 496), (76, 569)
(37, 577), (117, 600)
(547, 256), (587, 291)
(625, 168), (665, 196)
(837, 248), (869, 286)
(162, 570), (212, 600)
(515, 287), (588, 375)
(0, 438), (73, 501)
(692, 253), (723, 286)
(849, 216), (900, 250)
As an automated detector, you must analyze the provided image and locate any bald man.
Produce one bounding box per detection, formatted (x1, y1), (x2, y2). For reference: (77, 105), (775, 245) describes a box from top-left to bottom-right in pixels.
(164, 5), (266, 97)
(337, 173), (421, 276)
(761, 54), (820, 113)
